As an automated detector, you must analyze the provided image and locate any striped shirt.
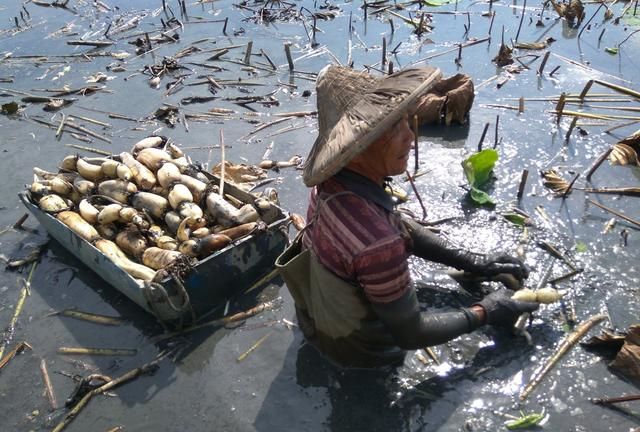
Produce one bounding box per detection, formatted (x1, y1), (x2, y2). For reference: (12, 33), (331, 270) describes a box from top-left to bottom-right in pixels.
(302, 172), (411, 304)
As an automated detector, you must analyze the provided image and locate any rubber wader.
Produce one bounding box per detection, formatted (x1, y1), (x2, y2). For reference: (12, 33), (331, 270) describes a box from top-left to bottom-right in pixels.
(276, 230), (405, 368)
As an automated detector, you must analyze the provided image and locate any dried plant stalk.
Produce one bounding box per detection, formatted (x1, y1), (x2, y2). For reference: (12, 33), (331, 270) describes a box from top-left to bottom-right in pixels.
(520, 313), (607, 400)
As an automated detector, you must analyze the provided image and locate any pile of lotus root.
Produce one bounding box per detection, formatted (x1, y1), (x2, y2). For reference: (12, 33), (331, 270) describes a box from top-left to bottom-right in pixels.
(28, 136), (289, 283)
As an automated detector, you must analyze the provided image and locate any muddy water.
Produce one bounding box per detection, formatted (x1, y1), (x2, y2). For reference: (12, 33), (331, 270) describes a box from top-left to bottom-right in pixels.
(0, 0), (638, 431)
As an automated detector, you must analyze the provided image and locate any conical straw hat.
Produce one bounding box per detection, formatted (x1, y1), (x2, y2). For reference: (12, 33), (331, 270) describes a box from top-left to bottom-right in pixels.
(303, 65), (442, 187)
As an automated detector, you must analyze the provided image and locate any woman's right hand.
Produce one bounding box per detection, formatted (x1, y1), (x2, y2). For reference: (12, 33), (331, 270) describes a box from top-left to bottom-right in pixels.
(474, 288), (539, 327)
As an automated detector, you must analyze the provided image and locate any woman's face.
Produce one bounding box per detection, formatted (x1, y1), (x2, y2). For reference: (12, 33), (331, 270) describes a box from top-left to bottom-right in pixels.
(347, 114), (415, 183)
(368, 115), (415, 177)
(382, 115), (415, 176)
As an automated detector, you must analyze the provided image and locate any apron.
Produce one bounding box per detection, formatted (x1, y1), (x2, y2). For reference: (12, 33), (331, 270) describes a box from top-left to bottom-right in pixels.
(275, 191), (406, 368)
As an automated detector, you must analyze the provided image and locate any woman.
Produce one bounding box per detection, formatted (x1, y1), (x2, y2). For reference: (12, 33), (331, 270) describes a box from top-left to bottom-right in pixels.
(277, 65), (538, 368)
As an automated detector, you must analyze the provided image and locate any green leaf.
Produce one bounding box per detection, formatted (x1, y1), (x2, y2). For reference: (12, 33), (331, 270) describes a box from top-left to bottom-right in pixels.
(575, 241), (588, 253)
(462, 149), (499, 205)
(504, 409), (546, 429)
(605, 47), (619, 55)
(623, 9), (640, 26)
(462, 149), (499, 188)
(1, 101), (18, 115)
(502, 212), (528, 226)
(470, 187), (495, 205)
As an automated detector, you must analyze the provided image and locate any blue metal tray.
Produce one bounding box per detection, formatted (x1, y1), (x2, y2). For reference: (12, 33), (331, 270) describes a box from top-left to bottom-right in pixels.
(19, 185), (289, 324)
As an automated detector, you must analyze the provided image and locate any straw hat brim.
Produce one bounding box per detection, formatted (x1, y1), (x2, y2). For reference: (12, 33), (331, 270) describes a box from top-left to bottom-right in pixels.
(303, 67), (442, 187)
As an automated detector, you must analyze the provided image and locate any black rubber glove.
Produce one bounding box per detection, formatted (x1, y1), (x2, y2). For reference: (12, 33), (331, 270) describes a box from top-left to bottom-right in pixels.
(401, 217), (529, 283)
(474, 288), (539, 327)
(476, 253), (529, 279)
(371, 288), (483, 350)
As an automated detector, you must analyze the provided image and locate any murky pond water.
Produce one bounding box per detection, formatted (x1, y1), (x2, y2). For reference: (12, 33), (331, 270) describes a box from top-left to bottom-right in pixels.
(0, 0), (639, 431)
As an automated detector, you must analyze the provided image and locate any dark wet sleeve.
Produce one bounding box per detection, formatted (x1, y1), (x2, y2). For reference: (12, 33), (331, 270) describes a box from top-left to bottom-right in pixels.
(401, 217), (483, 272)
(401, 217), (529, 282)
(370, 288), (483, 350)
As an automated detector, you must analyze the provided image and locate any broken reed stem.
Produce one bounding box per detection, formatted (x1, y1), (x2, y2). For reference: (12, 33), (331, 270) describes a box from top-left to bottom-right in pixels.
(382, 36), (387, 67)
(237, 332), (272, 362)
(244, 116), (293, 138)
(581, 79), (640, 101)
(284, 43), (294, 71)
(605, 120), (640, 133)
(219, 129), (225, 197)
(52, 354), (167, 432)
(562, 173), (580, 198)
(519, 313), (607, 400)
(517, 169), (529, 200)
(405, 171), (428, 220)
(588, 199), (640, 229)
(579, 80), (595, 100)
(494, 115), (500, 148)
(478, 122), (490, 151)
(538, 51), (550, 75)
(594, 79), (640, 99)
(515, 0), (527, 42)
(223, 17), (228, 34)
(311, 15), (318, 48)
(556, 92), (567, 123)
(64, 144), (111, 156)
(578, 3), (604, 39)
(413, 114), (419, 173)
(55, 113), (66, 140)
(69, 115), (111, 128)
(618, 29), (640, 48)
(561, 110), (640, 121)
(0, 341), (32, 371)
(349, 11), (353, 38)
(244, 267), (279, 294)
(565, 116), (579, 142)
(548, 268), (583, 285)
(153, 299), (280, 342)
(144, 32), (153, 52)
(40, 358), (58, 410)
(593, 394), (640, 405)
(259, 49), (277, 70)
(585, 147), (613, 180)
(64, 121), (111, 143)
(243, 40), (253, 65)
(57, 347), (137, 356)
(423, 347), (440, 365)
(0, 267), (34, 359)
(410, 37), (489, 65)
(488, 11), (495, 37)
(518, 96), (525, 113)
(13, 213), (28, 229)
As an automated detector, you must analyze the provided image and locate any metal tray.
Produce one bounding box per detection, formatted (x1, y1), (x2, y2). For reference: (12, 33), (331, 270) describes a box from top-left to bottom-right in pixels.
(19, 183), (289, 324)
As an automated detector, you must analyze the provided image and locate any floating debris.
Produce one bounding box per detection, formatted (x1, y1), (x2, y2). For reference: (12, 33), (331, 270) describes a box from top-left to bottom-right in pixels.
(57, 347), (138, 356)
(550, 0), (585, 27)
(237, 332), (272, 362)
(520, 313), (608, 400)
(609, 129), (640, 166)
(49, 309), (126, 326)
